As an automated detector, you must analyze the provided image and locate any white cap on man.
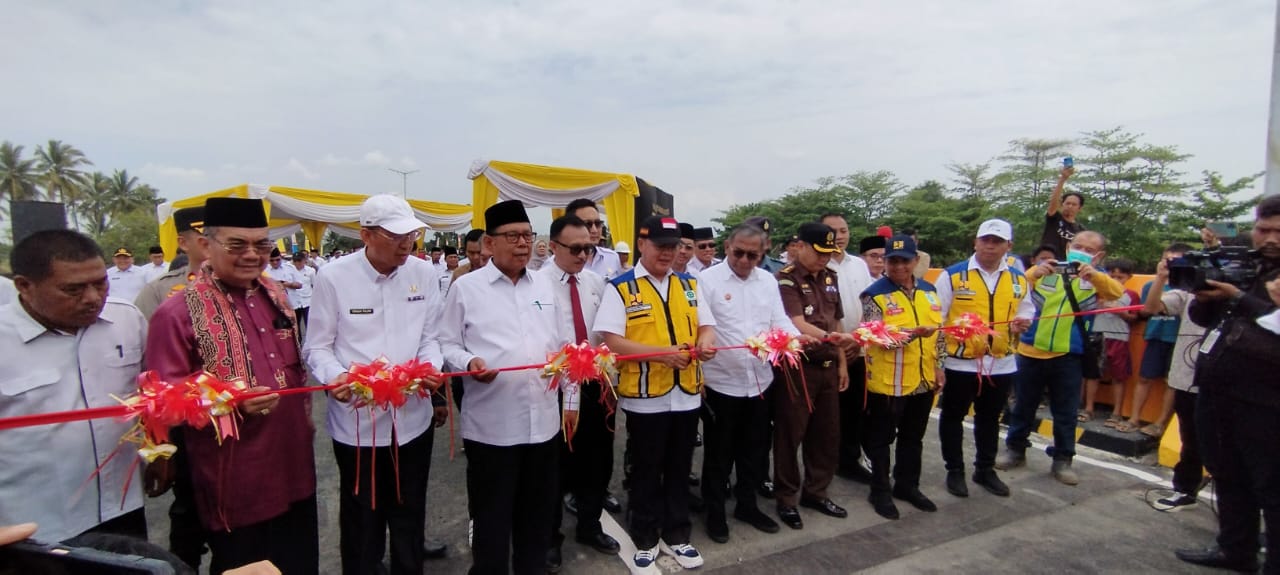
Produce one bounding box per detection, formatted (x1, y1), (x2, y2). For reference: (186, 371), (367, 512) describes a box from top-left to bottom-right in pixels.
(360, 194), (427, 235)
(976, 219), (1013, 241)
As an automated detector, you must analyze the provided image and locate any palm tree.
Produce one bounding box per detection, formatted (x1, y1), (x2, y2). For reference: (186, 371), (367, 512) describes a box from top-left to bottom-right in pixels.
(0, 142), (41, 211)
(106, 169), (140, 215)
(79, 171), (113, 235)
(34, 140), (93, 229)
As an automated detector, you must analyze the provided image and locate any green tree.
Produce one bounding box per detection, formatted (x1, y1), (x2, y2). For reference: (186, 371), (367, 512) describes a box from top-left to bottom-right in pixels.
(1167, 170), (1263, 238)
(887, 180), (985, 267)
(0, 142), (41, 210)
(947, 161), (1000, 201)
(34, 139), (92, 229)
(79, 171), (114, 235)
(990, 138), (1074, 253)
(95, 209), (162, 262)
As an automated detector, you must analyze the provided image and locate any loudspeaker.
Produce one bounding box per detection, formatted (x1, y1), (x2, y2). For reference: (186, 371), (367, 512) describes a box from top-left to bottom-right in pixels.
(10, 201), (68, 244)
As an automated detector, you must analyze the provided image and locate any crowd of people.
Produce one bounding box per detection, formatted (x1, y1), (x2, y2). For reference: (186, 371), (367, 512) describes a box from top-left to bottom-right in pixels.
(0, 168), (1277, 574)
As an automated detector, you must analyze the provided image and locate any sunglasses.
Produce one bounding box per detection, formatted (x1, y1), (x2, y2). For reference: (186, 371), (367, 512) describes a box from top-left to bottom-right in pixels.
(696, 242), (716, 250)
(580, 220), (605, 229)
(731, 249), (762, 261)
(553, 240), (596, 256)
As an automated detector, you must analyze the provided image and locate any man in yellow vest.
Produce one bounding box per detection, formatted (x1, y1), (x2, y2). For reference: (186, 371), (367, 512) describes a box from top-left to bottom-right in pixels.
(860, 234), (944, 520)
(997, 230), (1124, 485)
(934, 219), (1031, 499)
(595, 215), (718, 572)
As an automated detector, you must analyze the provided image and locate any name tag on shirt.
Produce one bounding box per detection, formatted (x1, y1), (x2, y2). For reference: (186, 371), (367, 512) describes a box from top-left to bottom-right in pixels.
(407, 295), (425, 302)
(626, 303), (653, 314)
(349, 308), (374, 315)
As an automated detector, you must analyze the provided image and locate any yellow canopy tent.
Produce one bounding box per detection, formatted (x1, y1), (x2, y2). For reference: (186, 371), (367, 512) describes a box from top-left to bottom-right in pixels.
(155, 184), (472, 260)
(468, 160), (640, 252)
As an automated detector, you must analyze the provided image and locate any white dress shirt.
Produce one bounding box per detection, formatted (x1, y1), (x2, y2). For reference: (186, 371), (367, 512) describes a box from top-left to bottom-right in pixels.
(594, 262), (716, 414)
(0, 277), (15, 307)
(142, 262), (169, 283)
(537, 262), (607, 409)
(0, 299), (146, 542)
(286, 264), (315, 310)
(699, 263), (799, 397)
(107, 265), (149, 304)
(827, 252), (874, 330)
(440, 264), (568, 446)
(688, 257), (721, 274)
(304, 249), (445, 447)
(587, 246), (623, 281)
(934, 255), (1018, 375)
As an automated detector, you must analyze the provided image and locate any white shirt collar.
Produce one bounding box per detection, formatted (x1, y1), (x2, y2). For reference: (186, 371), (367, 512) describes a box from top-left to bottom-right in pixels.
(7, 299), (111, 343)
(357, 249), (400, 281)
(966, 254), (1010, 274)
(633, 261), (670, 284)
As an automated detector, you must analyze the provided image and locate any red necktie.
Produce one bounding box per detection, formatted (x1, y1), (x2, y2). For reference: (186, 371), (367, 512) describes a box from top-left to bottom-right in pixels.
(568, 274), (588, 344)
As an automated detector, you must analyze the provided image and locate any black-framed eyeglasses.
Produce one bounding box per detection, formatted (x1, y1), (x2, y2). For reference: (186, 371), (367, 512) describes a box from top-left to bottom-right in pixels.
(696, 242), (716, 250)
(552, 240), (596, 256)
(580, 220), (605, 229)
(494, 231), (536, 244)
(208, 237), (275, 256)
(731, 249), (761, 261)
(372, 227), (422, 243)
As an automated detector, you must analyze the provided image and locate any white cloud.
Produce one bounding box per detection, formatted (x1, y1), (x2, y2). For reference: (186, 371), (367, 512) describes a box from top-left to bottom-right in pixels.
(139, 163), (206, 180)
(284, 158), (319, 181)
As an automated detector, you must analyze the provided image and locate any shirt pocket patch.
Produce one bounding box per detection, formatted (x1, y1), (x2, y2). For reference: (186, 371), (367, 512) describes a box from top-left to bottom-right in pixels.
(104, 345), (143, 368)
(0, 368), (61, 396)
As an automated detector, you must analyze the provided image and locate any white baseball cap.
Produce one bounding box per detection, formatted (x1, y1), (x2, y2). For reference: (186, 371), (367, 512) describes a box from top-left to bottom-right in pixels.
(976, 219), (1013, 241)
(360, 194), (426, 235)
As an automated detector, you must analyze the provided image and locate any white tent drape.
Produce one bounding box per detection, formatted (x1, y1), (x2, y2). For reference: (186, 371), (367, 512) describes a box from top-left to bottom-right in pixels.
(468, 160), (619, 207)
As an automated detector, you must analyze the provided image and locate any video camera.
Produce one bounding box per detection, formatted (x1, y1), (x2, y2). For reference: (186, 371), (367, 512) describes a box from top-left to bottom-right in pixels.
(1167, 246), (1260, 292)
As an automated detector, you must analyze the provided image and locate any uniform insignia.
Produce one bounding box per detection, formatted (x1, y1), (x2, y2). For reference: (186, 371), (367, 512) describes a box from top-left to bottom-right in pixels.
(955, 289), (976, 297)
(170, 284), (185, 292)
(804, 305), (814, 316)
(1012, 284), (1023, 297)
(925, 292), (939, 305)
(349, 308), (374, 315)
(781, 265), (794, 273)
(685, 290), (696, 301)
(409, 284), (419, 293)
(407, 295), (425, 302)
(825, 285), (838, 293)
(778, 279), (795, 287)
(626, 303), (653, 314)
(825, 276), (833, 285)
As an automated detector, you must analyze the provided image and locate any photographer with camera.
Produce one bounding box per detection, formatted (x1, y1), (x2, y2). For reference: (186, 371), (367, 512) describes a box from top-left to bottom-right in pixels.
(1174, 197), (1280, 573)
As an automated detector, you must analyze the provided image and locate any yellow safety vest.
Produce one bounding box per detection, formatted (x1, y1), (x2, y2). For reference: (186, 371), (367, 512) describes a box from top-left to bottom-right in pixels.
(943, 264), (1028, 359)
(863, 279), (942, 396)
(610, 270), (702, 398)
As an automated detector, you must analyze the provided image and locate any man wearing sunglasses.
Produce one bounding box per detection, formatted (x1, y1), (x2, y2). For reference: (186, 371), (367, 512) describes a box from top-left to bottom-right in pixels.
(565, 198), (623, 280)
(688, 227), (720, 274)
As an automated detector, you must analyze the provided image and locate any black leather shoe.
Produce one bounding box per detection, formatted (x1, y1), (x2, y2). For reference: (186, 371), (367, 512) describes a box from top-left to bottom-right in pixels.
(688, 472), (701, 487)
(706, 510), (730, 544)
(836, 462), (874, 484)
(776, 506), (803, 530)
(868, 492), (900, 520)
(946, 470), (969, 498)
(799, 497), (848, 518)
(423, 537), (447, 559)
(575, 532), (620, 554)
(603, 492), (622, 514)
(563, 493), (578, 516)
(688, 492), (705, 513)
(545, 546), (562, 573)
(973, 468), (1011, 497)
(734, 507), (780, 534)
(892, 487), (938, 512)
(1174, 546), (1259, 572)
(757, 481), (775, 500)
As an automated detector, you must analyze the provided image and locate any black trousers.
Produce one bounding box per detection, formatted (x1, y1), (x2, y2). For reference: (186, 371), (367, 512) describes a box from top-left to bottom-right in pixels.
(465, 436), (559, 575)
(1197, 389), (1280, 570)
(332, 428), (435, 575)
(293, 307), (309, 336)
(167, 427), (207, 569)
(552, 383), (616, 542)
(701, 387), (772, 514)
(1171, 389), (1204, 496)
(206, 495), (319, 575)
(838, 357), (867, 472)
(863, 392), (934, 495)
(939, 370), (1012, 472)
(625, 408), (699, 550)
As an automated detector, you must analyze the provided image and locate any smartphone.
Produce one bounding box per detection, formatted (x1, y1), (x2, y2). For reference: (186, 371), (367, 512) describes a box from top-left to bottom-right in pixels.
(1206, 221), (1238, 239)
(0, 540), (176, 574)
(1063, 156), (1074, 169)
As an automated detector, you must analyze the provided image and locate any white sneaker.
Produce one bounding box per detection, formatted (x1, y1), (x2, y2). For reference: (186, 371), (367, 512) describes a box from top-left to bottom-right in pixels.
(467, 518), (473, 548)
(1154, 492), (1197, 511)
(633, 545), (659, 569)
(660, 539), (704, 569)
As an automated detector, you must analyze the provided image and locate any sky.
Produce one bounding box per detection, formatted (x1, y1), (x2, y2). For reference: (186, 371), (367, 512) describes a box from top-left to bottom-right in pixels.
(3, 0), (1276, 234)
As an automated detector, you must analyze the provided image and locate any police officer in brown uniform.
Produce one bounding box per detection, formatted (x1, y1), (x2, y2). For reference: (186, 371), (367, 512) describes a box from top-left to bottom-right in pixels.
(773, 222), (856, 530)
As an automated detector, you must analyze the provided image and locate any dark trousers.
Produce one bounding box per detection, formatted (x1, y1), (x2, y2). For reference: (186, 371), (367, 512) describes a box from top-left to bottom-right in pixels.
(1171, 389), (1204, 496)
(939, 370), (1013, 472)
(465, 436), (559, 575)
(838, 357), (867, 473)
(332, 429), (435, 575)
(206, 495), (319, 575)
(625, 408), (699, 549)
(1007, 354), (1083, 459)
(701, 387), (772, 514)
(64, 508), (148, 544)
(1197, 389), (1280, 570)
(864, 392), (934, 494)
(167, 427), (207, 569)
(293, 307), (309, 336)
(552, 383), (616, 542)
(772, 363), (840, 508)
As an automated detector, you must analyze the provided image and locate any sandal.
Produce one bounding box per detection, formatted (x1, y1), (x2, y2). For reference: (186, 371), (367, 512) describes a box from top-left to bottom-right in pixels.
(1140, 424), (1165, 438)
(1103, 415), (1124, 429)
(1114, 421), (1141, 433)
(1077, 410), (1094, 422)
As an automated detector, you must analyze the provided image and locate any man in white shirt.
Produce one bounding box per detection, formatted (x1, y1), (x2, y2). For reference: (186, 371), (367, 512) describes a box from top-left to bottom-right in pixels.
(440, 200), (570, 575)
(673, 223), (697, 275)
(0, 230), (148, 543)
(595, 215), (717, 572)
(141, 246), (169, 283)
(304, 194), (448, 575)
(565, 198), (623, 280)
(688, 227), (720, 273)
(287, 252), (315, 334)
(820, 213), (876, 483)
(0, 276), (15, 307)
(263, 248), (302, 289)
(541, 215), (620, 571)
(438, 246), (459, 294)
(699, 223), (800, 543)
(107, 247), (148, 303)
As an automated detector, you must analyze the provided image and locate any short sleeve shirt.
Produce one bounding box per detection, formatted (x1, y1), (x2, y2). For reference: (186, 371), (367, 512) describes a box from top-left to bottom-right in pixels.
(776, 263), (843, 360)
(1040, 212), (1083, 259)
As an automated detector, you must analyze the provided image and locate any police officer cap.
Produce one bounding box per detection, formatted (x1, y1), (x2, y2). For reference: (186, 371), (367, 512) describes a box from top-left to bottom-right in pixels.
(743, 216), (771, 234)
(173, 206), (206, 234)
(798, 222), (838, 254)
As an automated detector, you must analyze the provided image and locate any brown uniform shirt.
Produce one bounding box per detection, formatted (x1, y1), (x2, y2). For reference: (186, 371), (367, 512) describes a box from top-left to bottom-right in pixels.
(133, 265), (197, 320)
(776, 263), (843, 362)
